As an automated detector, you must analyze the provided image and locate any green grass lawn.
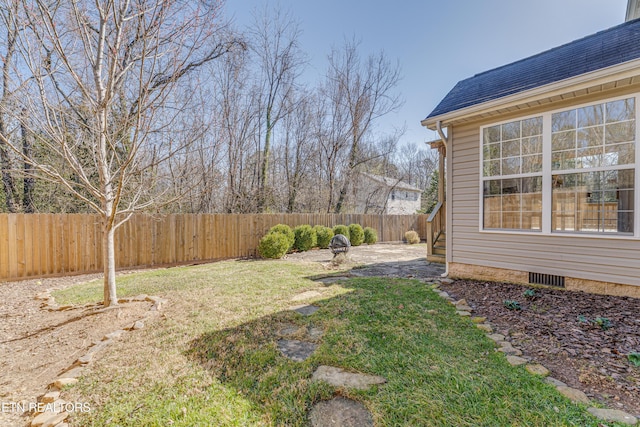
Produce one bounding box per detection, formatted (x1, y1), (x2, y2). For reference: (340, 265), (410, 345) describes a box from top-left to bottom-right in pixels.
(53, 260), (608, 426)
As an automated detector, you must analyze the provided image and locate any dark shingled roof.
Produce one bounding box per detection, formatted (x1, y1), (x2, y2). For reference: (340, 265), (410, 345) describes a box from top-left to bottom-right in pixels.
(426, 18), (640, 120)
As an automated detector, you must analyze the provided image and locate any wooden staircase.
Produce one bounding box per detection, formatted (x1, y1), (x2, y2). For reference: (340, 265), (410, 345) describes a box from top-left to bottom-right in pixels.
(426, 202), (446, 264)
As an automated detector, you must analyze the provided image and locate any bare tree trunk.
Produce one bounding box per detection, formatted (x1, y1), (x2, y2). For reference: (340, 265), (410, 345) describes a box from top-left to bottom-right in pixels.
(0, 122), (17, 212)
(258, 108), (272, 212)
(102, 219), (118, 306)
(21, 108), (34, 213)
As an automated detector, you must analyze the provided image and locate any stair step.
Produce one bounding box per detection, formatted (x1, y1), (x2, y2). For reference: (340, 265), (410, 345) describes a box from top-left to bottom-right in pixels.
(433, 247), (446, 255)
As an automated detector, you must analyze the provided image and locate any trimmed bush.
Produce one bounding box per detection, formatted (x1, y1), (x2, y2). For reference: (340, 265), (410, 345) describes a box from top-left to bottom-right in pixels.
(293, 225), (317, 252)
(332, 224), (350, 240)
(314, 225), (334, 249)
(363, 227), (378, 245)
(405, 230), (420, 244)
(258, 232), (291, 259)
(348, 224), (364, 246)
(268, 224), (295, 250)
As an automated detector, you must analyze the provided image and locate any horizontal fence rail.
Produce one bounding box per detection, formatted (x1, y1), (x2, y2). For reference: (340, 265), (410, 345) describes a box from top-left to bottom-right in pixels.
(0, 213), (428, 282)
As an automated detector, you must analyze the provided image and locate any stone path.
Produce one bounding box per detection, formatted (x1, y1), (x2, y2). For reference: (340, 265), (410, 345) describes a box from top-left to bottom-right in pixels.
(277, 296), (388, 426)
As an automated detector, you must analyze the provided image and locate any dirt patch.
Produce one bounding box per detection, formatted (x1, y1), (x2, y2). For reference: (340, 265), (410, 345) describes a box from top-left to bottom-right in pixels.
(0, 274), (152, 426)
(440, 280), (640, 416)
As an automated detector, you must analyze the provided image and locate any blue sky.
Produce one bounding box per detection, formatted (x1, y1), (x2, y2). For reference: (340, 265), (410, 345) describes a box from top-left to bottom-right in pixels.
(223, 0), (628, 147)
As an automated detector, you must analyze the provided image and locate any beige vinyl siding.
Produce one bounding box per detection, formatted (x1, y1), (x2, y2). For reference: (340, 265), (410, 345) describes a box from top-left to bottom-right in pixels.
(450, 120), (640, 288)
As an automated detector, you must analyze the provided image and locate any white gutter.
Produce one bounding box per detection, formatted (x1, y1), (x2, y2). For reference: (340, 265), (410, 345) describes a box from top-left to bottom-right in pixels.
(436, 120), (448, 151)
(435, 120), (449, 278)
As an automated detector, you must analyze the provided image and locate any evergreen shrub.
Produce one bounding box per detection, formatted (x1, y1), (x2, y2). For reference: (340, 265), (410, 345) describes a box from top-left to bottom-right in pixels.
(348, 224), (364, 246)
(314, 225), (334, 249)
(293, 225), (317, 252)
(363, 227), (378, 244)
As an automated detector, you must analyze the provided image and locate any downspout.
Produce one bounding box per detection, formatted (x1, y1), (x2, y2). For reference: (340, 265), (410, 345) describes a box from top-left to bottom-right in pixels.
(436, 121), (449, 278)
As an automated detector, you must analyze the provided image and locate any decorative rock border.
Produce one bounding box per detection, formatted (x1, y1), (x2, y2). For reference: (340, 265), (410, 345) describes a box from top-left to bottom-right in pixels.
(430, 280), (639, 426)
(28, 290), (169, 427)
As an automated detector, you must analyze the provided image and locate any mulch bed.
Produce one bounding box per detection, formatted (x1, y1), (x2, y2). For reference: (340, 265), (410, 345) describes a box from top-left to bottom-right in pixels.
(439, 280), (640, 417)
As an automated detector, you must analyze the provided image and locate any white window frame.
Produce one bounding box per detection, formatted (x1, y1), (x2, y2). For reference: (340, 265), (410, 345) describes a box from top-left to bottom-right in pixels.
(479, 93), (640, 239)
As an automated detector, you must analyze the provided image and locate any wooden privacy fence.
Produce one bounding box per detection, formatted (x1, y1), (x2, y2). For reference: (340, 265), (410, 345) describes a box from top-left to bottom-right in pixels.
(0, 213), (428, 282)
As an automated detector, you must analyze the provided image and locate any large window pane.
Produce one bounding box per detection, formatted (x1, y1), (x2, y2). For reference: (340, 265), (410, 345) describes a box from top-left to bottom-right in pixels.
(606, 98), (635, 123)
(522, 117), (543, 137)
(553, 98), (636, 171)
(482, 117), (542, 177)
(484, 125), (501, 144)
(605, 121), (635, 144)
(552, 110), (575, 132)
(578, 104), (603, 127)
(552, 170), (634, 234)
(484, 177), (542, 231)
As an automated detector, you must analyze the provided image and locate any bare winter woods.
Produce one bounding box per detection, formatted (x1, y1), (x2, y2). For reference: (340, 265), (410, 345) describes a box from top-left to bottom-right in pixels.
(0, 0), (438, 218)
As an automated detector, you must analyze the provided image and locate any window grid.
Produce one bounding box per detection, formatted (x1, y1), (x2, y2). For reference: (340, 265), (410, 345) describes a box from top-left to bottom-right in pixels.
(481, 96), (637, 236)
(482, 117), (543, 231)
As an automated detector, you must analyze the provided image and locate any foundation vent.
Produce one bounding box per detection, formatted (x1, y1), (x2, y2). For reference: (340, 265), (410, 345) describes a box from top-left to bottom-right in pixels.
(529, 272), (565, 288)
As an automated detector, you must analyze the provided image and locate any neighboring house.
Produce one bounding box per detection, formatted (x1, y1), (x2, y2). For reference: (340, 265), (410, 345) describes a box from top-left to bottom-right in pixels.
(421, 3), (640, 298)
(355, 173), (422, 214)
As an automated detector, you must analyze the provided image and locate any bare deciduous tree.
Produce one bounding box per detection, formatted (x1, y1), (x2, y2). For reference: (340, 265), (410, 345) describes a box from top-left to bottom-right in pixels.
(0, 2), (21, 213)
(249, 5), (304, 212)
(0, 0), (242, 306)
(327, 39), (403, 213)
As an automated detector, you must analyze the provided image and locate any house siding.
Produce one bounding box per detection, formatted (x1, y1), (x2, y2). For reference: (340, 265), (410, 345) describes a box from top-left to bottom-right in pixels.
(449, 92), (640, 289)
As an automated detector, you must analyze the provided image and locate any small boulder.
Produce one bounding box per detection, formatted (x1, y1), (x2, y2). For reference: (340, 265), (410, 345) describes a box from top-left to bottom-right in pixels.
(39, 391), (60, 404)
(51, 378), (78, 389)
(556, 386), (590, 404)
(525, 364), (550, 377)
(506, 356), (527, 366)
(545, 377), (567, 387)
(586, 408), (637, 425)
(31, 411), (68, 427)
(476, 324), (493, 333)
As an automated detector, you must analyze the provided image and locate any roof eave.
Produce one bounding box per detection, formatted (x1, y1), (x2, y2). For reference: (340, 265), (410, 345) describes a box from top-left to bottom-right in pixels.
(421, 57), (640, 130)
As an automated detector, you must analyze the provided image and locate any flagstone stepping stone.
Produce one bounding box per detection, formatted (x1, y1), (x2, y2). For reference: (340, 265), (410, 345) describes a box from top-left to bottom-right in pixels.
(277, 325), (300, 336)
(314, 276), (350, 285)
(309, 397), (373, 427)
(290, 304), (319, 316)
(312, 365), (386, 390)
(291, 290), (323, 301)
(307, 327), (324, 340)
(277, 340), (317, 362)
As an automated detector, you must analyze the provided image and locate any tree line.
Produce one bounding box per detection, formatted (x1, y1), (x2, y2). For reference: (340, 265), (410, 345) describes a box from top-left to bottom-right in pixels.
(0, 1), (437, 217)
